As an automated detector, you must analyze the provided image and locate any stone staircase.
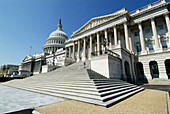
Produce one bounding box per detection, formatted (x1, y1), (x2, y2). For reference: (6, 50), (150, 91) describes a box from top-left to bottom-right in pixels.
(2, 61), (144, 107)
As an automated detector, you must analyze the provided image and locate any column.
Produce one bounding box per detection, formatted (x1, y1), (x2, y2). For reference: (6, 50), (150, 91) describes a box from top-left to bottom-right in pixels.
(104, 29), (108, 48)
(164, 14), (170, 47)
(77, 40), (80, 62)
(151, 18), (160, 50)
(82, 37), (86, 61)
(157, 60), (168, 80)
(109, 33), (112, 47)
(97, 32), (100, 55)
(128, 30), (133, 53)
(69, 46), (71, 58)
(65, 47), (67, 58)
(138, 22), (147, 53)
(114, 26), (118, 45)
(73, 42), (75, 59)
(101, 36), (104, 52)
(124, 22), (130, 50)
(89, 35), (92, 59)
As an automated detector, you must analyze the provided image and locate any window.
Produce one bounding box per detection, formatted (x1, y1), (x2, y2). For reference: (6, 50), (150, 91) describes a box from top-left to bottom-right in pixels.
(162, 41), (168, 48)
(80, 48), (82, 51)
(148, 43), (154, 51)
(135, 31), (139, 37)
(136, 45), (141, 52)
(158, 25), (164, 30)
(145, 28), (151, 33)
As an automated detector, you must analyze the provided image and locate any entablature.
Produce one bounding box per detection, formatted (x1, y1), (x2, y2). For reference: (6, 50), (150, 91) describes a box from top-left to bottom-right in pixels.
(72, 8), (129, 37)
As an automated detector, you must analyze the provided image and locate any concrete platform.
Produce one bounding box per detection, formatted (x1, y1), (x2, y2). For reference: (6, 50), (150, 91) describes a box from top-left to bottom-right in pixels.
(0, 85), (65, 114)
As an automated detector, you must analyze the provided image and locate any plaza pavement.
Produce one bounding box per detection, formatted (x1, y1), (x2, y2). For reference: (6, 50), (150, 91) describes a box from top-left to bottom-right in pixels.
(0, 85), (65, 114)
(35, 89), (168, 114)
(0, 84), (168, 114)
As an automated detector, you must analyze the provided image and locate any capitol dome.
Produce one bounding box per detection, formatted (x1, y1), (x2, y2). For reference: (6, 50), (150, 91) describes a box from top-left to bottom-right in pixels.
(43, 19), (68, 54)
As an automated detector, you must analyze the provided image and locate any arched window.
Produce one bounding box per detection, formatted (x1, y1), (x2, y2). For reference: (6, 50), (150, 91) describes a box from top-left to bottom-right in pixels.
(149, 61), (159, 79)
(136, 43), (141, 52)
(148, 43), (154, 51)
(136, 62), (144, 81)
(124, 61), (132, 83)
(162, 41), (168, 48)
(165, 59), (170, 79)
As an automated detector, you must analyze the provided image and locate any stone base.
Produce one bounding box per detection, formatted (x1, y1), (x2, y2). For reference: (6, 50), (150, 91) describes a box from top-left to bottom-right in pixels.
(91, 54), (121, 79)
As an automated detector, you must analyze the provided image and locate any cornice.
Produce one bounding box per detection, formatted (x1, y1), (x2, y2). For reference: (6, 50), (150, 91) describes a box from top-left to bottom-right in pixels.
(130, 2), (169, 18)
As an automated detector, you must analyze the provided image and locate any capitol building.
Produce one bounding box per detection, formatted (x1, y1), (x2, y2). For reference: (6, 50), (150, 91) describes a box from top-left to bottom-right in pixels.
(19, 0), (170, 84)
(19, 19), (68, 76)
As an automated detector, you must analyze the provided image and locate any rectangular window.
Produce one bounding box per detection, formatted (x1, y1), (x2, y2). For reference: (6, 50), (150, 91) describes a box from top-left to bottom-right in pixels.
(136, 45), (141, 52)
(134, 31), (139, 37)
(162, 41), (167, 48)
(158, 25), (164, 30)
(145, 28), (151, 33)
(148, 43), (154, 51)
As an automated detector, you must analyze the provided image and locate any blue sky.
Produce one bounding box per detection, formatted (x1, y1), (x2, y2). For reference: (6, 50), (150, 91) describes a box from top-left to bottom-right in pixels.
(0, 0), (169, 65)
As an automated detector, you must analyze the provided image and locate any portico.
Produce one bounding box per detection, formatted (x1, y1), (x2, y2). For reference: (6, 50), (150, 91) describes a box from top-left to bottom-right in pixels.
(65, 9), (132, 61)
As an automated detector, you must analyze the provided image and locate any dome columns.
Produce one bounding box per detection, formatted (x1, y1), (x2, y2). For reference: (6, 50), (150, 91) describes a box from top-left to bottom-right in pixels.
(43, 19), (68, 54)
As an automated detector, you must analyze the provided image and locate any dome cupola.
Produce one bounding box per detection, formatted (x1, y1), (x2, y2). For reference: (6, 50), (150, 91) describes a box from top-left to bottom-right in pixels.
(43, 19), (68, 54)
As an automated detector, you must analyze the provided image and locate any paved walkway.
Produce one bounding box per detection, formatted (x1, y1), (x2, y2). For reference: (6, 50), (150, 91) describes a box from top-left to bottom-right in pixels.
(0, 85), (65, 114)
(35, 89), (168, 114)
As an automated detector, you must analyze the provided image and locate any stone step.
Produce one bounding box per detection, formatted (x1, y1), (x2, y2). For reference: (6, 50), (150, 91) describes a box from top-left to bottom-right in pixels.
(11, 81), (128, 87)
(23, 87), (102, 100)
(8, 82), (132, 90)
(19, 84), (137, 97)
(15, 85), (143, 107)
(100, 85), (138, 96)
(103, 88), (144, 107)
(102, 86), (141, 102)
(98, 84), (135, 92)
(7, 79), (125, 86)
(25, 86), (139, 100)
(21, 88), (104, 106)
(24, 86), (100, 96)
(13, 83), (133, 93)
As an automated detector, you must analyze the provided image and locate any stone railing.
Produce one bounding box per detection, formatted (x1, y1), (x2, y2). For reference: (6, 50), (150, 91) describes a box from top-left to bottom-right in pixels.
(130, 0), (165, 16)
(91, 50), (120, 58)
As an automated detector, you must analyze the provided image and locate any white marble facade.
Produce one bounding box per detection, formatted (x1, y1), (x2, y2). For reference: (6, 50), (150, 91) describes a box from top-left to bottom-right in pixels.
(65, 0), (170, 82)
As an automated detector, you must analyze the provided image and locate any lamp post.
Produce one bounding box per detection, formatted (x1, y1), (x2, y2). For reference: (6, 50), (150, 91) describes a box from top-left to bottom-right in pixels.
(101, 38), (109, 53)
(52, 51), (55, 66)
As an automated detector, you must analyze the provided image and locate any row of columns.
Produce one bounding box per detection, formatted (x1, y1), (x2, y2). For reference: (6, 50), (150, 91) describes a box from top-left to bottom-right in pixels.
(66, 22), (131, 61)
(138, 14), (170, 53)
(66, 13), (170, 61)
(45, 47), (58, 53)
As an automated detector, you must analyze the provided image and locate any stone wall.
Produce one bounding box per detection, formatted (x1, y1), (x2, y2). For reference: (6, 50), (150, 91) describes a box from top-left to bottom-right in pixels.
(91, 54), (121, 79)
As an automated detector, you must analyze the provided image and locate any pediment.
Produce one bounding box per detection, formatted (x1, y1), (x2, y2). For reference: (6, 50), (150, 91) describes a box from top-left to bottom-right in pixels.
(23, 56), (32, 62)
(72, 8), (127, 37)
